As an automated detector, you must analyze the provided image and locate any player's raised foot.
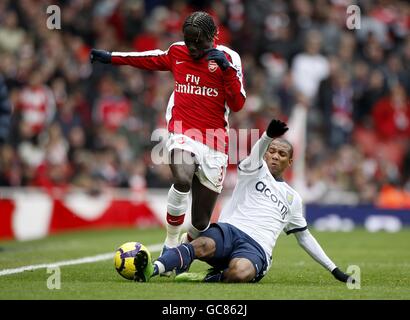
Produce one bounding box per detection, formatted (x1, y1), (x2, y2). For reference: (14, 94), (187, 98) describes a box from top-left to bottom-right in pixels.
(175, 271), (209, 282)
(133, 248), (154, 282)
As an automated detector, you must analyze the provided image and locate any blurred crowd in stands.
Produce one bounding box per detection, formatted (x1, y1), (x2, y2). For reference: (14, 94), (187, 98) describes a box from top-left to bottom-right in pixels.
(0, 0), (409, 207)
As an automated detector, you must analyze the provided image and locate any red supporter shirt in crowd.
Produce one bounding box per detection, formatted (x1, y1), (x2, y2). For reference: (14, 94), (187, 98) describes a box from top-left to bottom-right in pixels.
(111, 42), (246, 154)
(18, 85), (56, 134)
(94, 96), (131, 131)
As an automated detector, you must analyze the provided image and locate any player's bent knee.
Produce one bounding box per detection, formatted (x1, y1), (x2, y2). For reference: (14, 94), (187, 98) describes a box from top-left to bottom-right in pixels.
(225, 259), (256, 283)
(191, 237), (216, 259)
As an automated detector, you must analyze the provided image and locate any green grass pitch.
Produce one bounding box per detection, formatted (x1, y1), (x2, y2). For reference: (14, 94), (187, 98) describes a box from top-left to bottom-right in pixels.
(0, 227), (409, 300)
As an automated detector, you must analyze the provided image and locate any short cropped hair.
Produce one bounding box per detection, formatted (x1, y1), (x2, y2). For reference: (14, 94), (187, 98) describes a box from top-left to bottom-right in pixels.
(272, 138), (294, 159)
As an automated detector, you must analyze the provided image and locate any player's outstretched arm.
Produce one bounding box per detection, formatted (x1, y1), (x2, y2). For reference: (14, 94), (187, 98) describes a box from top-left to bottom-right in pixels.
(90, 48), (171, 70)
(294, 229), (353, 283)
(239, 119), (288, 173)
(90, 49), (112, 64)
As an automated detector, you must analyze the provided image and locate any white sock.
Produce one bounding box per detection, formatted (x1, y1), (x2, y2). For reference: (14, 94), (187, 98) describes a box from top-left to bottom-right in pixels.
(165, 224), (183, 248)
(164, 185), (189, 248)
(154, 261), (165, 274)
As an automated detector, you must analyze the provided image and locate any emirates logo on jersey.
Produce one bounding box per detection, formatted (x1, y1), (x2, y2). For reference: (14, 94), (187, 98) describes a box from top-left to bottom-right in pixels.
(208, 60), (218, 73)
(174, 81), (219, 97)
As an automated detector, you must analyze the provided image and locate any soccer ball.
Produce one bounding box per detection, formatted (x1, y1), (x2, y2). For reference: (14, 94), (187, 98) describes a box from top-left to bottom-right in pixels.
(114, 241), (149, 280)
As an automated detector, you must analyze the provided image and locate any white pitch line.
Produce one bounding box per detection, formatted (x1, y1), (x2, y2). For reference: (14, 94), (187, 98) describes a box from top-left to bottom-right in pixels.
(0, 243), (163, 277)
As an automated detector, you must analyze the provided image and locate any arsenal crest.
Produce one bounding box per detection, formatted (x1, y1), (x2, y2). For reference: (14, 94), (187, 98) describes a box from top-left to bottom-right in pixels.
(208, 60), (218, 72)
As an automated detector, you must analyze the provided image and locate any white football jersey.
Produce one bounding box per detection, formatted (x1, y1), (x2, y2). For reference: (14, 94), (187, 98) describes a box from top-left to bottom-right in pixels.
(219, 135), (307, 268)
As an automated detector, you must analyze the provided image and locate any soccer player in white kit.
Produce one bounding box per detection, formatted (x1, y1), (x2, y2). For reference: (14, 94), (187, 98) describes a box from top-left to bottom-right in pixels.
(134, 119), (353, 284)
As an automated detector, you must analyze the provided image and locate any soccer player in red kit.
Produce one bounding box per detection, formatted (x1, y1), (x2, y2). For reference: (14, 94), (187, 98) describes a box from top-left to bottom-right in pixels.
(90, 11), (246, 263)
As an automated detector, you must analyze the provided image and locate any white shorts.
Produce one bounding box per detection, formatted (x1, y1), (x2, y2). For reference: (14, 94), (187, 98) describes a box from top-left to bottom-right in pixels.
(165, 133), (228, 193)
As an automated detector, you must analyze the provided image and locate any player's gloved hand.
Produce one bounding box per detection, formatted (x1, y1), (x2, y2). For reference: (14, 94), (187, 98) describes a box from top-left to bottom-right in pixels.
(266, 119), (288, 138)
(90, 49), (112, 64)
(205, 49), (230, 71)
(331, 267), (354, 283)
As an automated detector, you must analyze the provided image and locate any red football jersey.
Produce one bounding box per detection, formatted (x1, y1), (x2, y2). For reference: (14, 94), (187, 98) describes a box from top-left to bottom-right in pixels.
(111, 42), (246, 154)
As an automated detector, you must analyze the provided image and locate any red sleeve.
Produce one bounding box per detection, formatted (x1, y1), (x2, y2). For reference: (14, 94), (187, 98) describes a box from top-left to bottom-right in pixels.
(111, 47), (172, 71)
(223, 65), (246, 112)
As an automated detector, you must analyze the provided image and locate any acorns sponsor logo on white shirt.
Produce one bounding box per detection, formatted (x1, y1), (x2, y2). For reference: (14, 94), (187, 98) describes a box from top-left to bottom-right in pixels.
(255, 181), (289, 219)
